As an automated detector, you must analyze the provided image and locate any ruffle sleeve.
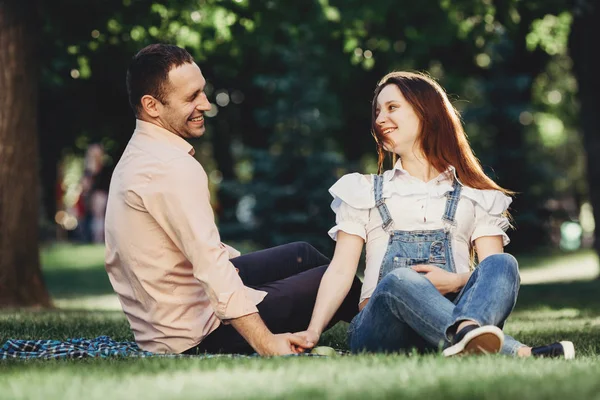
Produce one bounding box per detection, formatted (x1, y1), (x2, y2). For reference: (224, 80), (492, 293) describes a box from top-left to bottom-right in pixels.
(327, 173), (373, 241)
(462, 187), (512, 246)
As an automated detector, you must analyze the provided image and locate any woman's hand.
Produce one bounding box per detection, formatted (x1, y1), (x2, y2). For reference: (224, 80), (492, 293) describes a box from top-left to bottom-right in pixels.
(292, 330), (320, 353)
(294, 330), (320, 346)
(411, 265), (464, 295)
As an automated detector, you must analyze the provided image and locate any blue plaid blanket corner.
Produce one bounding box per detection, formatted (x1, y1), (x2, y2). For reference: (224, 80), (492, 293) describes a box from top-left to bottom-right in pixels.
(1, 336), (157, 359)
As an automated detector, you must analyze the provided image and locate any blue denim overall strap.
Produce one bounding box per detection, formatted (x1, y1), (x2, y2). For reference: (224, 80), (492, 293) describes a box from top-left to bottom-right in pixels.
(376, 178), (462, 282)
(441, 179), (462, 228)
(373, 174), (394, 234)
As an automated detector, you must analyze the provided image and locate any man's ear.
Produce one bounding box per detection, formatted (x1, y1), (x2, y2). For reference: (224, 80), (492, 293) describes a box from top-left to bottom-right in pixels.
(141, 95), (161, 118)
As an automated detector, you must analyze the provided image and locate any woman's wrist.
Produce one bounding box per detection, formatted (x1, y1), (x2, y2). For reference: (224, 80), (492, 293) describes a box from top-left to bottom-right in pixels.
(307, 325), (322, 337)
(454, 272), (470, 292)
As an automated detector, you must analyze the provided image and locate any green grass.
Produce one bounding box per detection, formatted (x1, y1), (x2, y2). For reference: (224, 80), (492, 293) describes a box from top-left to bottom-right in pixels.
(1, 244), (600, 399)
(40, 244), (112, 298)
(2, 356), (600, 400)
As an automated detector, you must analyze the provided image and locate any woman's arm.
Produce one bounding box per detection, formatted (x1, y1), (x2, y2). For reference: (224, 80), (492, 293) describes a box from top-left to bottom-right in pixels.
(474, 235), (504, 261)
(451, 235), (505, 289)
(299, 231), (364, 344)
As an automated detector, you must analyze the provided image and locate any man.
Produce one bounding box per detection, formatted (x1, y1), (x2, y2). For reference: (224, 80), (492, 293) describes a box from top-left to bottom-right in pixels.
(104, 44), (360, 356)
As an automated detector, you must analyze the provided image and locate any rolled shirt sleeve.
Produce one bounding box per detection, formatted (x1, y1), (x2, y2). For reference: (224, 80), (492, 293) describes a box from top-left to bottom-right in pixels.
(221, 242), (241, 258)
(143, 156), (262, 321)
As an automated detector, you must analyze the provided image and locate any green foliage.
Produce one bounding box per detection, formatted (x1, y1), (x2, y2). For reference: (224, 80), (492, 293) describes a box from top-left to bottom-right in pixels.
(220, 149), (349, 254)
(36, 0), (584, 252)
(527, 12), (572, 55)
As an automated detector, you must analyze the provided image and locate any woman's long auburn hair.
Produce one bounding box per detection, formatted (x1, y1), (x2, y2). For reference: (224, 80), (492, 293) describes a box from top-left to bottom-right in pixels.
(371, 71), (513, 196)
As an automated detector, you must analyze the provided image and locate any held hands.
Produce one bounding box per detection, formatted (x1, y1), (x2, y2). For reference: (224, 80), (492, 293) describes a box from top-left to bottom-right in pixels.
(293, 330), (320, 348)
(411, 265), (461, 295)
(261, 333), (314, 356)
(289, 330), (319, 354)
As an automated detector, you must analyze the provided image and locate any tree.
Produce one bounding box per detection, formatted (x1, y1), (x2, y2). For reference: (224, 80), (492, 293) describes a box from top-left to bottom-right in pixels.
(569, 0), (600, 263)
(0, 0), (51, 307)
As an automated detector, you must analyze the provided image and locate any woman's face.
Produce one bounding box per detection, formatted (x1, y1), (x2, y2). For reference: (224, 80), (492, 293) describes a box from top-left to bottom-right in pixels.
(374, 84), (421, 157)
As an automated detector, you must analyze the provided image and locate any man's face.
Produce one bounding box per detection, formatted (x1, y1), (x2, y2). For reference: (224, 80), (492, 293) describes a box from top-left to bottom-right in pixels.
(157, 62), (211, 139)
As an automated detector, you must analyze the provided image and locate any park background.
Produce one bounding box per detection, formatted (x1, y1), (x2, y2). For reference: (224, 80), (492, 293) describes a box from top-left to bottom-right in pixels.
(1, 0), (600, 399)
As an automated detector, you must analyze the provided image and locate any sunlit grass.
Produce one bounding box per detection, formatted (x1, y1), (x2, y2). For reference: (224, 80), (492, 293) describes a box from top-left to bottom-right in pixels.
(41, 243), (105, 271)
(37, 242), (600, 309)
(515, 247), (597, 271)
(41, 243), (598, 310)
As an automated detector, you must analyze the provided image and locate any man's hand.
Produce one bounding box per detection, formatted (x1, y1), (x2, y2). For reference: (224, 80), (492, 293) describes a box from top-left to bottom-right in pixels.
(411, 265), (463, 295)
(259, 333), (313, 356)
(229, 313), (312, 356)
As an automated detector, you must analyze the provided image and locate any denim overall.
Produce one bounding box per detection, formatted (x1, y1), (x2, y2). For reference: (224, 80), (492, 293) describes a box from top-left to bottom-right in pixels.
(347, 174), (522, 355)
(374, 174), (461, 284)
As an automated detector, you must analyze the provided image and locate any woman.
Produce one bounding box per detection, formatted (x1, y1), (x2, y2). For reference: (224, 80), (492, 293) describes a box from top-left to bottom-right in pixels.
(296, 71), (574, 358)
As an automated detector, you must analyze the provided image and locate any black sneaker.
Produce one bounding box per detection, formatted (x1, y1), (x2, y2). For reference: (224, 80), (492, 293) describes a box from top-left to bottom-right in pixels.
(531, 341), (575, 359)
(443, 325), (504, 357)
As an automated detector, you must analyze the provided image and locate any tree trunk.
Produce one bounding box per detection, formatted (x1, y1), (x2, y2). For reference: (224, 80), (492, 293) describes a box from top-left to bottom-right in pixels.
(0, 0), (52, 307)
(570, 0), (600, 264)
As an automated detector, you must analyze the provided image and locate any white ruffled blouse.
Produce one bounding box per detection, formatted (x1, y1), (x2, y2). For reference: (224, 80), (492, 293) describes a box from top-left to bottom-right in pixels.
(327, 161), (512, 303)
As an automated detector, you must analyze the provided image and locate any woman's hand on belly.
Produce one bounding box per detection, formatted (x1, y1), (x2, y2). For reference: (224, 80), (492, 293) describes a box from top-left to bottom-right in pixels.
(411, 265), (463, 295)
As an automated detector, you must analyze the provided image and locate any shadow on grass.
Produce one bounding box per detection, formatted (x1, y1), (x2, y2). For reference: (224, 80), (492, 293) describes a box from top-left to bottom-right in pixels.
(515, 279), (600, 315)
(42, 267), (114, 298)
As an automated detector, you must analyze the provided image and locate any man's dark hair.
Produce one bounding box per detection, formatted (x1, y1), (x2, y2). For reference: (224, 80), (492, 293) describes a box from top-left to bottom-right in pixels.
(126, 44), (194, 116)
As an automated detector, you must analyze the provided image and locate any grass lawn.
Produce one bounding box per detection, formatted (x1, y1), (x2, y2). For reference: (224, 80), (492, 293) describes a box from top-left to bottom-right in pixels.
(1, 244), (600, 400)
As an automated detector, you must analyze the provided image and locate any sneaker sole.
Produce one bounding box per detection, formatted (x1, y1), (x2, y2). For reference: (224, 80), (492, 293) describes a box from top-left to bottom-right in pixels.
(561, 341), (575, 360)
(443, 326), (504, 357)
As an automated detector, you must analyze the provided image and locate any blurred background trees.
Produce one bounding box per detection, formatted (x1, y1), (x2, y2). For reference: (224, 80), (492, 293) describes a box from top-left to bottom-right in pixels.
(1, 0), (597, 305)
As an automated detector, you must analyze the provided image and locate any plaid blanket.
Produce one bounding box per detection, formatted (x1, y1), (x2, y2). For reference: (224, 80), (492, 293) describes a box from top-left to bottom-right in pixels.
(0, 336), (333, 360)
(1, 336), (180, 359)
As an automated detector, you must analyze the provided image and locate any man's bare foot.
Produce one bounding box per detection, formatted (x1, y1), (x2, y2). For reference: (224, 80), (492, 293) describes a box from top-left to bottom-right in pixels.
(518, 346), (532, 357)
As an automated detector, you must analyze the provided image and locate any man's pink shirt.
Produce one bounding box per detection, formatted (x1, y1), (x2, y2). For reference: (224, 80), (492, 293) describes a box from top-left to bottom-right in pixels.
(105, 119), (266, 353)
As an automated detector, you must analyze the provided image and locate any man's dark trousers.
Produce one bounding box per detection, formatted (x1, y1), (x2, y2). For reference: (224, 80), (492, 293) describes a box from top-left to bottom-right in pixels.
(183, 241), (361, 354)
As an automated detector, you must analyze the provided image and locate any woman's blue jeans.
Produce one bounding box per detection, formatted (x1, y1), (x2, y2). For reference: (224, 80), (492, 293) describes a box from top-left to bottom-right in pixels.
(348, 253), (522, 355)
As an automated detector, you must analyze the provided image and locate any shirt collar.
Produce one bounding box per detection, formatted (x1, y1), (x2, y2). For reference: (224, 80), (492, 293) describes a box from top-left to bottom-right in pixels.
(133, 119), (195, 156)
(389, 158), (463, 186)
(391, 159), (408, 176)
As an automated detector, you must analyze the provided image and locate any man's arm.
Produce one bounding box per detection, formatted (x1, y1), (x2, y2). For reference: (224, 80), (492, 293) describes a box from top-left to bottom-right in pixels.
(144, 157), (306, 355)
(230, 313), (312, 355)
